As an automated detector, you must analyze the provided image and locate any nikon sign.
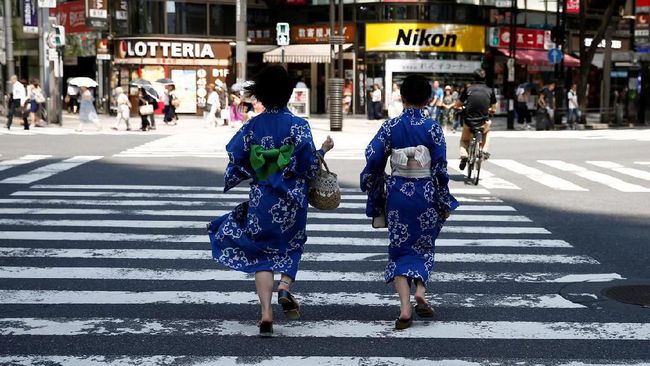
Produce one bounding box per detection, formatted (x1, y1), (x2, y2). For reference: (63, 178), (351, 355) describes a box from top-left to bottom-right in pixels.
(365, 23), (485, 53)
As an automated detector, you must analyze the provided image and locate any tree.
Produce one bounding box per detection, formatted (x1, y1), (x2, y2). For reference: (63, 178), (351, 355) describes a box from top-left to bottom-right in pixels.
(577, 0), (623, 122)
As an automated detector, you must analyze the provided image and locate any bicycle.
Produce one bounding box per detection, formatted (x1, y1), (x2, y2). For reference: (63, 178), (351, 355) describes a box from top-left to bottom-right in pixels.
(466, 126), (483, 186)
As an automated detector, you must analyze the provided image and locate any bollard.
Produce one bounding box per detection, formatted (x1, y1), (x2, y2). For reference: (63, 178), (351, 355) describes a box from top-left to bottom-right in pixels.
(329, 77), (344, 131)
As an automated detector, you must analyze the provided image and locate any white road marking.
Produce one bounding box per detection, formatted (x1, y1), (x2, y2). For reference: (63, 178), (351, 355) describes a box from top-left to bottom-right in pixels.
(0, 208), (531, 222)
(0, 357), (645, 366)
(31, 184), (364, 193)
(539, 160), (650, 193)
(0, 290), (586, 308)
(0, 267), (623, 283)
(1, 318), (645, 340)
(0, 154), (52, 172)
(634, 161), (650, 165)
(0, 219), (550, 234)
(448, 159), (521, 190)
(490, 159), (588, 191)
(0, 247), (597, 264)
(0, 197), (505, 207)
(0, 232), (572, 247)
(587, 161), (650, 182)
(0, 156), (103, 184)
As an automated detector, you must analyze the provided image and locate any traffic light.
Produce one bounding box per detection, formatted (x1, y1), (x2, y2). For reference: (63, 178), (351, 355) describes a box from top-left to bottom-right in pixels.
(52, 25), (65, 47)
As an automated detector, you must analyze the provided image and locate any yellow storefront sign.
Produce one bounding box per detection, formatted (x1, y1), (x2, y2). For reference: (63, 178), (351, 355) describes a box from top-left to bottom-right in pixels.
(365, 23), (486, 53)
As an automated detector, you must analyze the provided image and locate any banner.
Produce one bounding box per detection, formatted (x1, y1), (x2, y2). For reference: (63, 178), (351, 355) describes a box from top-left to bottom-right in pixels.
(365, 23), (485, 53)
(490, 27), (551, 50)
(51, 0), (91, 34)
(86, 0), (108, 19)
(23, 0), (39, 34)
(567, 0), (579, 14)
(291, 24), (355, 44)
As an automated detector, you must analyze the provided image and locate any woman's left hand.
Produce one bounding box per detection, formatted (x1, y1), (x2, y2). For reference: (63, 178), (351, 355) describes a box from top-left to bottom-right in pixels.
(321, 136), (334, 152)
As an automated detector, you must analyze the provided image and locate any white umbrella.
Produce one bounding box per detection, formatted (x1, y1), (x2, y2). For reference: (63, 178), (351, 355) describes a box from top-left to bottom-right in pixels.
(68, 77), (98, 88)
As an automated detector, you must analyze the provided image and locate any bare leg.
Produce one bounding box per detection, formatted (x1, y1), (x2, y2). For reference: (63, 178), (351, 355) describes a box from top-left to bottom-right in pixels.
(255, 271), (274, 322)
(414, 280), (427, 305)
(277, 274), (293, 292)
(394, 276), (412, 319)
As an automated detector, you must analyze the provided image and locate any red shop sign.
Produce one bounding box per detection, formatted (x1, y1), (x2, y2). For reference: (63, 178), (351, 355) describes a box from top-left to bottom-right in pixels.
(50, 0), (90, 34)
(567, 0), (579, 14)
(498, 28), (550, 50)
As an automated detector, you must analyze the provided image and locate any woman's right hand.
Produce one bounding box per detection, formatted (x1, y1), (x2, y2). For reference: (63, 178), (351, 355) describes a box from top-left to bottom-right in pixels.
(321, 136), (334, 152)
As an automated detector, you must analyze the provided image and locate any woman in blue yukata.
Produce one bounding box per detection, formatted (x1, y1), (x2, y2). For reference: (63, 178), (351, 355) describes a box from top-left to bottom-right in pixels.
(208, 65), (334, 336)
(360, 74), (459, 330)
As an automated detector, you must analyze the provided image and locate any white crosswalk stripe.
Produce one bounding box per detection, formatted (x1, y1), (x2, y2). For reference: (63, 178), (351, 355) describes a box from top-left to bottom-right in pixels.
(587, 161), (650, 182)
(490, 159), (589, 191)
(538, 160), (650, 193)
(0, 156), (103, 184)
(0, 183), (640, 364)
(448, 159), (521, 190)
(0, 154), (52, 172)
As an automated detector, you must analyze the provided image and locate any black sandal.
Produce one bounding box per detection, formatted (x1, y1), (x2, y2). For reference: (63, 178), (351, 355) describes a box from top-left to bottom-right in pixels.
(394, 317), (413, 330)
(415, 303), (435, 318)
(277, 280), (301, 320)
(258, 320), (273, 337)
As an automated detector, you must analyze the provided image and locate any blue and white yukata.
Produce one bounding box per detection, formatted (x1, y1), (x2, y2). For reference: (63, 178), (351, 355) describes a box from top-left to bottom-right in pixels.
(208, 107), (323, 280)
(361, 108), (459, 284)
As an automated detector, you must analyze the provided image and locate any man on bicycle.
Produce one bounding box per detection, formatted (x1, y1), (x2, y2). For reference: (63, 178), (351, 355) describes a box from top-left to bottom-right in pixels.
(457, 68), (497, 171)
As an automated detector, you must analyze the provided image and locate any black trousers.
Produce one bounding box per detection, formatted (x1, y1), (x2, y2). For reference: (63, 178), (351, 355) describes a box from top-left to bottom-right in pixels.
(515, 102), (531, 124)
(7, 100), (28, 129)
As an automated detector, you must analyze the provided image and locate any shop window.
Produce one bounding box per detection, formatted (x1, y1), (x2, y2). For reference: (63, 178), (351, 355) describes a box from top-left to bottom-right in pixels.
(131, 0), (165, 35)
(210, 4), (236, 36)
(357, 5), (380, 21)
(385, 5), (418, 21)
(167, 2), (208, 35)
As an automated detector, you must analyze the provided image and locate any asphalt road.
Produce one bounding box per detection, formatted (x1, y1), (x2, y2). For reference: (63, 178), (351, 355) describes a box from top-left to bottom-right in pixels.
(0, 124), (649, 365)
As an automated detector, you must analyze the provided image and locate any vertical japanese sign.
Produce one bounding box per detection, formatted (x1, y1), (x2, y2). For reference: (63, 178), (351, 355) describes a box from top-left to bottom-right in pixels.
(636, 0), (650, 52)
(23, 0), (39, 34)
(115, 0), (128, 21)
(85, 0), (109, 29)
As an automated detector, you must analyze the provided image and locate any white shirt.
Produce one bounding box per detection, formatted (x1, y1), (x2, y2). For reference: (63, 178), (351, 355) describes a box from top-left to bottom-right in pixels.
(568, 89), (578, 110)
(371, 89), (382, 103)
(117, 93), (129, 106)
(207, 91), (219, 109)
(12, 81), (26, 103)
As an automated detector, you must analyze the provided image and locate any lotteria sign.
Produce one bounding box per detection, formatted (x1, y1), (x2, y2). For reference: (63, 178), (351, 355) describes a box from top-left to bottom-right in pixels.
(117, 40), (216, 59)
(365, 23), (485, 53)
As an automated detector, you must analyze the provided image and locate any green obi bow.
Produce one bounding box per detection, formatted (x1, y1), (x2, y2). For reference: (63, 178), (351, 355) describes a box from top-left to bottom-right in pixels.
(250, 144), (295, 181)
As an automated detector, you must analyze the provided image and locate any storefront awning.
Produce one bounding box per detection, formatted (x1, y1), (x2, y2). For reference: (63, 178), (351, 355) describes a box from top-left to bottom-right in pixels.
(498, 49), (580, 67)
(263, 44), (352, 64)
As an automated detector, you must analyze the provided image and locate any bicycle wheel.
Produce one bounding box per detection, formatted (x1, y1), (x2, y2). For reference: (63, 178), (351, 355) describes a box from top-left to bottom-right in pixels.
(466, 138), (475, 181)
(471, 132), (483, 185)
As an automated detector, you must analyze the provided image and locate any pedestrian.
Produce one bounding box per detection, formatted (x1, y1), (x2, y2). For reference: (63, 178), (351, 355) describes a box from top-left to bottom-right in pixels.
(138, 88), (156, 131)
(163, 84), (178, 126)
(567, 83), (579, 129)
(66, 83), (79, 113)
(207, 65), (335, 337)
(76, 86), (102, 132)
(371, 83), (383, 120)
(229, 92), (246, 127)
(112, 87), (132, 131)
(215, 79), (229, 126)
(441, 85), (457, 131)
(451, 84), (465, 133)
(343, 79), (353, 115)
(427, 80), (443, 122)
(295, 77), (308, 89)
(388, 83), (403, 119)
(361, 74), (458, 330)
(28, 80), (46, 128)
(6, 75), (27, 130)
(515, 85), (532, 130)
(204, 83), (220, 128)
(537, 81), (556, 130)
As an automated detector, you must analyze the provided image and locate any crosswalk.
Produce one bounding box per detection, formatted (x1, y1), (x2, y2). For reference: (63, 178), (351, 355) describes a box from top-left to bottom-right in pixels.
(0, 155), (102, 185)
(0, 183), (647, 365)
(448, 159), (650, 193)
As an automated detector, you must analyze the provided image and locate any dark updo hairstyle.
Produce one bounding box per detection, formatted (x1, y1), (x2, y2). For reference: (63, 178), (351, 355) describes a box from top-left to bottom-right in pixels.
(400, 74), (432, 107)
(473, 68), (486, 82)
(245, 65), (293, 110)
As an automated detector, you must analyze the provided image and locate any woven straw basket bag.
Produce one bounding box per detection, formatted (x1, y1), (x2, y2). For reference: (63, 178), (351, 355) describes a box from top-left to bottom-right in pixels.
(308, 154), (341, 210)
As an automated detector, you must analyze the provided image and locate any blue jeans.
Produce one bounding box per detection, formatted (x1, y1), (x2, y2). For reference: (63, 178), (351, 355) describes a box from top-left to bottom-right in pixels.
(568, 109), (580, 125)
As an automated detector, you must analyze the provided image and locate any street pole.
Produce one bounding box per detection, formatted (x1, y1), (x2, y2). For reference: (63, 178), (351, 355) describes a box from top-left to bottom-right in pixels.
(338, 0), (343, 79)
(235, 0), (247, 83)
(328, 0), (343, 131)
(506, 0), (516, 130)
(4, 0), (14, 79)
(601, 25), (613, 124)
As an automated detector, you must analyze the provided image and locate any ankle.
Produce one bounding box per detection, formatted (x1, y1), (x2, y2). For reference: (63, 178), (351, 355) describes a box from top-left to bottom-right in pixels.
(277, 279), (291, 291)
